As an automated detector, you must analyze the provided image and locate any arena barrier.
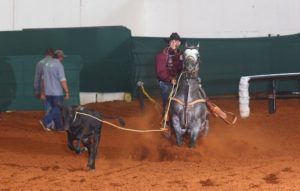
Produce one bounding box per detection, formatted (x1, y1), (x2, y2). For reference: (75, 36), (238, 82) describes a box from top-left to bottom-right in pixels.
(239, 72), (300, 118)
(79, 92), (132, 105)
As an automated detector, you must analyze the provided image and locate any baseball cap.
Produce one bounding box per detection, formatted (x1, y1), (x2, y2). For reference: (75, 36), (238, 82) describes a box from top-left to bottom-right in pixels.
(55, 49), (66, 57)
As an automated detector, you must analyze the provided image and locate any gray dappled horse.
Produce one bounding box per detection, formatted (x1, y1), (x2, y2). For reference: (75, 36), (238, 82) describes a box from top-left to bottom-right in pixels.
(170, 43), (209, 148)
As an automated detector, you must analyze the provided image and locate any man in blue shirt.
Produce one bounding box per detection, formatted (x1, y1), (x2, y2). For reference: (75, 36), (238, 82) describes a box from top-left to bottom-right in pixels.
(39, 49), (70, 131)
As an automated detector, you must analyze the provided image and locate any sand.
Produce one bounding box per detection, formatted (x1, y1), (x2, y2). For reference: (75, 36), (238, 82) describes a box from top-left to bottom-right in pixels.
(0, 99), (299, 191)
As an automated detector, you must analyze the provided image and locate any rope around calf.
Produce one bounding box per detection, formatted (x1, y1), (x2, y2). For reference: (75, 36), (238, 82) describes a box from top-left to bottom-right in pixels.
(73, 112), (168, 133)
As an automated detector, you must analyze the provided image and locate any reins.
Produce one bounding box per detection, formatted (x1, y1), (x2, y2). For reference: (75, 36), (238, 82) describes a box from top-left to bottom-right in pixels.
(72, 111), (168, 133)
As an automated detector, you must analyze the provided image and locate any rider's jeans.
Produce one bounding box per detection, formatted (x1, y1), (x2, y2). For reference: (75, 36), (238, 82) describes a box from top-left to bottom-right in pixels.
(158, 80), (172, 117)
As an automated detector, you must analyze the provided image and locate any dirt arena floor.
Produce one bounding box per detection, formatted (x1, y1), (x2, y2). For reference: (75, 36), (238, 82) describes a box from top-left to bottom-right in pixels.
(0, 98), (300, 191)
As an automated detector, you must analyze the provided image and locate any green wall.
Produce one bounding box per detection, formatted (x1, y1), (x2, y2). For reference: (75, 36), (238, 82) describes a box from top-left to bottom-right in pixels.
(0, 26), (133, 92)
(132, 34), (300, 96)
(0, 55), (81, 111)
(0, 26), (133, 111)
(0, 26), (299, 111)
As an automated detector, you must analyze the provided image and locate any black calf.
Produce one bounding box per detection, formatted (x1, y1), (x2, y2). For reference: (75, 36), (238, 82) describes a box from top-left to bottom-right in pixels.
(61, 105), (124, 170)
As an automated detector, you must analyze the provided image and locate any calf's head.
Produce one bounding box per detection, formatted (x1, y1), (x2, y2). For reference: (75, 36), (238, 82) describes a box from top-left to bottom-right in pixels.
(61, 105), (85, 131)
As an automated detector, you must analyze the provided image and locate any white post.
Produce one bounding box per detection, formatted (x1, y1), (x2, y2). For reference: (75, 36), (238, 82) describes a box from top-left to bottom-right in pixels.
(239, 76), (250, 118)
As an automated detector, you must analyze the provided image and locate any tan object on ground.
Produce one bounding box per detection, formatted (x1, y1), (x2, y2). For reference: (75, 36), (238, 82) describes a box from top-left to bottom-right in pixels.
(207, 100), (237, 125)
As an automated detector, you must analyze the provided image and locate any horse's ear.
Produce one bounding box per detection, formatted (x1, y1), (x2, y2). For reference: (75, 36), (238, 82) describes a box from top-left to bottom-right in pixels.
(197, 42), (200, 49)
(185, 42), (188, 48)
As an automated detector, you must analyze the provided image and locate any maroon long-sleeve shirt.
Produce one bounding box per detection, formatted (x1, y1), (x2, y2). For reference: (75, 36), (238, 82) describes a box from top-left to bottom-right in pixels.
(155, 47), (183, 83)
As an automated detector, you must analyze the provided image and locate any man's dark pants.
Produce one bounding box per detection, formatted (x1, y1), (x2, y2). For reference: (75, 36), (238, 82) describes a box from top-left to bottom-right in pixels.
(158, 80), (172, 118)
(42, 95), (64, 130)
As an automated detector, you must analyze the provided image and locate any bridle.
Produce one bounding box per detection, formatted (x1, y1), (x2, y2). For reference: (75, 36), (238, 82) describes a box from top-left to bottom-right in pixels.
(170, 48), (206, 108)
(182, 47), (200, 77)
(183, 59), (199, 79)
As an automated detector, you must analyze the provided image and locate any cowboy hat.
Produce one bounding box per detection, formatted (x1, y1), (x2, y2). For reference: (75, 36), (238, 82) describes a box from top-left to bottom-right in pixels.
(164, 32), (186, 43)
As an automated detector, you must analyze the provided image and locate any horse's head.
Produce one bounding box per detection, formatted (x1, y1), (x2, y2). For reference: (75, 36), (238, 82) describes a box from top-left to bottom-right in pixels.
(183, 43), (200, 75)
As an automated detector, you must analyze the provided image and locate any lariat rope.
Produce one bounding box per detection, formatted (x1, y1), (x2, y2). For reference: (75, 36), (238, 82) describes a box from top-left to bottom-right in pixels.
(137, 81), (162, 112)
(162, 84), (175, 129)
(139, 84), (156, 104)
(162, 72), (186, 129)
(72, 112), (168, 133)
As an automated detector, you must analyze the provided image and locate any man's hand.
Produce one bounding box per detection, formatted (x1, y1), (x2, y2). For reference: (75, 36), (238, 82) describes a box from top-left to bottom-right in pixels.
(64, 92), (70, 100)
(171, 78), (177, 85)
(35, 92), (40, 99)
(61, 80), (69, 100)
(40, 92), (46, 100)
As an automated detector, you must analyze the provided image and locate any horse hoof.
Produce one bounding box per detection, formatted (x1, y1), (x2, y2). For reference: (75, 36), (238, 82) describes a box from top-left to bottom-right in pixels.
(189, 143), (196, 148)
(176, 140), (183, 146)
(176, 144), (183, 147)
(87, 165), (95, 171)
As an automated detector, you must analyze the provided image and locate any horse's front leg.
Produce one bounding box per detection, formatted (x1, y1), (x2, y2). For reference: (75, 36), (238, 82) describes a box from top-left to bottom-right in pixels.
(189, 117), (202, 148)
(172, 114), (183, 146)
(189, 127), (200, 148)
(202, 117), (209, 137)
